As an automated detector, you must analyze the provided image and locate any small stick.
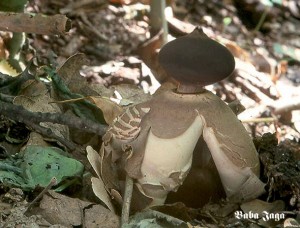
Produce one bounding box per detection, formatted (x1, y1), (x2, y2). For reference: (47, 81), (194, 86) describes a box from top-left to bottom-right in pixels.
(241, 117), (276, 123)
(121, 174), (134, 226)
(0, 12), (71, 35)
(0, 100), (108, 136)
(26, 177), (57, 212)
(23, 120), (79, 152)
(254, 7), (270, 32)
(150, 0), (168, 44)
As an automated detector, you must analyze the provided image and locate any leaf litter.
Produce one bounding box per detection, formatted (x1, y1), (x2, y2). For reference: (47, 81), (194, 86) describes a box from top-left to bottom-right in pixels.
(0, 0), (300, 227)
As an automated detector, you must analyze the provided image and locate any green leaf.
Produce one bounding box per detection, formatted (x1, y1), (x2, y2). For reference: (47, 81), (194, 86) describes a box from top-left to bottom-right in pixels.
(20, 145), (84, 188)
(46, 67), (106, 124)
(123, 209), (188, 228)
(273, 43), (300, 62)
(0, 66), (35, 95)
(223, 17), (232, 26)
(0, 170), (26, 186)
(0, 0), (28, 12)
(0, 145), (84, 190)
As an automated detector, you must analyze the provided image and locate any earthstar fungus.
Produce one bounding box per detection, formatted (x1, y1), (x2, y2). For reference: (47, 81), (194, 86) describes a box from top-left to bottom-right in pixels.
(99, 27), (265, 224)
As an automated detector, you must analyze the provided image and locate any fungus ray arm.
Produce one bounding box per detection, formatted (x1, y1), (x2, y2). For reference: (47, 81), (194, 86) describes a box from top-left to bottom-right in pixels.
(202, 123), (265, 201)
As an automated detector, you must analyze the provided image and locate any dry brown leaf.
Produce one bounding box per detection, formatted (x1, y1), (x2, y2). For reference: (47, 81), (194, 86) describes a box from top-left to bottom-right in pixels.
(91, 177), (116, 213)
(86, 145), (102, 179)
(14, 81), (69, 140)
(56, 53), (98, 97)
(167, 16), (195, 35)
(240, 199), (285, 227)
(0, 36), (6, 59)
(88, 96), (123, 125)
(109, 0), (142, 4)
(56, 53), (89, 92)
(37, 190), (119, 227)
(241, 199), (285, 215)
(137, 30), (169, 82)
(86, 146), (116, 213)
(110, 84), (152, 105)
(26, 132), (52, 147)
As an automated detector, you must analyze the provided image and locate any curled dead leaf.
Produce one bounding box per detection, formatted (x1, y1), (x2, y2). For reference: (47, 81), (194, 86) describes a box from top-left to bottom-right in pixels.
(88, 96), (123, 125)
(91, 177), (115, 213)
(86, 146), (116, 213)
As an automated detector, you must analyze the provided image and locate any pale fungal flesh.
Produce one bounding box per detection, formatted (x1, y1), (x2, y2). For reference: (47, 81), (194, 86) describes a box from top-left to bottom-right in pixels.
(139, 115), (203, 205)
(99, 89), (265, 210)
(202, 125), (265, 200)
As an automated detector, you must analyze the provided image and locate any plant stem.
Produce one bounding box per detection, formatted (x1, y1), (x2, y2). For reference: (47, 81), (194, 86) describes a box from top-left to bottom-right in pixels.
(121, 174), (134, 226)
(150, 0), (168, 44)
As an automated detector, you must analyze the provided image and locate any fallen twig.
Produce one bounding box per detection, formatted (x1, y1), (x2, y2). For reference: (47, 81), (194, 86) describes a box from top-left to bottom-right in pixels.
(150, 0), (168, 43)
(241, 117), (276, 123)
(121, 175), (134, 226)
(23, 120), (79, 151)
(0, 100), (108, 136)
(0, 12), (71, 35)
(26, 177), (57, 212)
